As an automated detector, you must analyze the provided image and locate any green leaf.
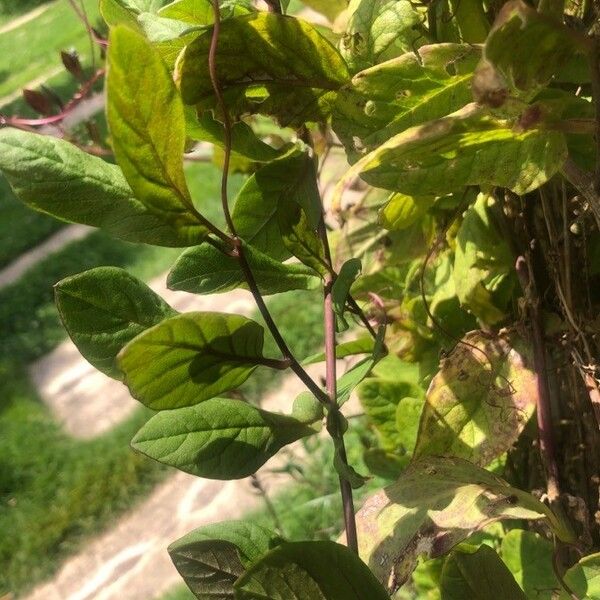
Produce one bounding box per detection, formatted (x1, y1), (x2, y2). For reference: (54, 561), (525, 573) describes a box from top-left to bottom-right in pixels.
(454, 193), (516, 324)
(168, 521), (277, 600)
(101, 0), (140, 26)
(333, 449), (369, 489)
(108, 26), (207, 240)
(0, 129), (197, 247)
(440, 544), (526, 600)
(483, 0), (582, 94)
(175, 12), (350, 127)
(359, 379), (423, 451)
(55, 267), (175, 380)
(132, 397), (315, 478)
(232, 152), (322, 261)
(560, 552), (600, 599)
(380, 193), (435, 231)
(185, 109), (287, 162)
(158, 0), (213, 24)
(332, 259), (362, 322)
(234, 541), (390, 599)
(167, 241), (320, 296)
(500, 530), (558, 599)
(334, 104), (567, 199)
(337, 352), (382, 406)
(353, 456), (569, 591)
(333, 44), (481, 162)
(137, 12), (197, 42)
(302, 336), (375, 365)
(414, 330), (536, 466)
(362, 448), (407, 479)
(278, 202), (327, 276)
(340, 0), (427, 73)
(297, 0), (346, 22)
(118, 312), (268, 409)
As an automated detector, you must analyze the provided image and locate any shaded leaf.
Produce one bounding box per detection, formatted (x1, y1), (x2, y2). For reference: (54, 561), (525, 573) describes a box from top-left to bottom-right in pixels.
(500, 529), (559, 599)
(176, 12), (349, 127)
(185, 109), (287, 162)
(332, 259), (362, 324)
(132, 397), (315, 478)
(108, 26), (206, 239)
(234, 541), (390, 599)
(359, 378), (423, 451)
(560, 552), (600, 599)
(454, 193), (516, 324)
(232, 152), (322, 261)
(167, 241), (320, 295)
(55, 267), (175, 380)
(340, 0), (427, 73)
(278, 202), (328, 276)
(483, 0), (581, 94)
(0, 128), (194, 246)
(334, 103), (567, 199)
(118, 312), (268, 409)
(414, 330), (536, 466)
(440, 544), (526, 600)
(169, 521), (277, 599)
(363, 448), (407, 480)
(333, 44), (481, 162)
(352, 456), (570, 592)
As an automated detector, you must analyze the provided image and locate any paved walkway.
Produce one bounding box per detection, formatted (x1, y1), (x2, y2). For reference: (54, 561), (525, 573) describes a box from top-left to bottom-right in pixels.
(24, 361), (333, 600)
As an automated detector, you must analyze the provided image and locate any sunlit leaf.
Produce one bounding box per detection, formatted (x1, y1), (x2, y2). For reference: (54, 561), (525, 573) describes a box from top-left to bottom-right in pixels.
(176, 12), (350, 126)
(414, 330), (536, 466)
(560, 552), (600, 599)
(108, 26), (207, 240)
(380, 193), (435, 231)
(0, 129), (195, 246)
(119, 312), (268, 409)
(351, 456), (570, 592)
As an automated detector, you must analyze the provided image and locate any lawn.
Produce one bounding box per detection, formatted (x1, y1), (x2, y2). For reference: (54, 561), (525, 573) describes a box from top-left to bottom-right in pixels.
(0, 0), (101, 100)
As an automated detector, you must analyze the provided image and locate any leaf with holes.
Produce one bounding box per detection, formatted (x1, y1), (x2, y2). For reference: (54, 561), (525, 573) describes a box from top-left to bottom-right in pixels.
(118, 312), (270, 409)
(334, 104), (567, 199)
(333, 44), (481, 162)
(55, 267), (175, 380)
(132, 397), (316, 478)
(175, 12), (349, 127)
(340, 0), (427, 73)
(413, 330), (536, 466)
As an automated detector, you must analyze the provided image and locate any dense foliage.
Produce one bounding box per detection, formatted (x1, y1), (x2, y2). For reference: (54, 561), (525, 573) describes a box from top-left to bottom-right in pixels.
(2, 0), (600, 598)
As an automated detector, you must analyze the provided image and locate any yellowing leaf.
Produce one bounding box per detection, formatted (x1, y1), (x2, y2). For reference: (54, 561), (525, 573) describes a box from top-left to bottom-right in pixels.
(413, 330), (536, 466)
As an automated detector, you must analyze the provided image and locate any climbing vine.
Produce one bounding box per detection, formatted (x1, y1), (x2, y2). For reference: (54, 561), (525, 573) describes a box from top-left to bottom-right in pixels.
(1, 0), (600, 597)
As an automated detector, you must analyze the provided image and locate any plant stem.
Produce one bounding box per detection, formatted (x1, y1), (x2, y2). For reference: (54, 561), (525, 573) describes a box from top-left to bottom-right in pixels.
(319, 217), (359, 553)
(206, 0), (330, 407)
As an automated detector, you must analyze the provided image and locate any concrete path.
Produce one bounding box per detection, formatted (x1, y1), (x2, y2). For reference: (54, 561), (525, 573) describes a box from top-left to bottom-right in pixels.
(0, 224), (92, 289)
(30, 275), (256, 438)
(24, 362), (333, 600)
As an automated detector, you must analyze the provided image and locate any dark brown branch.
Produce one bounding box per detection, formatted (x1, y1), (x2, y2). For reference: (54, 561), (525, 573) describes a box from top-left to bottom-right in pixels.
(589, 37), (600, 193)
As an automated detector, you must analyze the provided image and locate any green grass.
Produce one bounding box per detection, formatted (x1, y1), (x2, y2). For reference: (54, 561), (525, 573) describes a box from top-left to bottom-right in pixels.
(0, 174), (64, 268)
(0, 0), (101, 100)
(0, 287), (327, 597)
